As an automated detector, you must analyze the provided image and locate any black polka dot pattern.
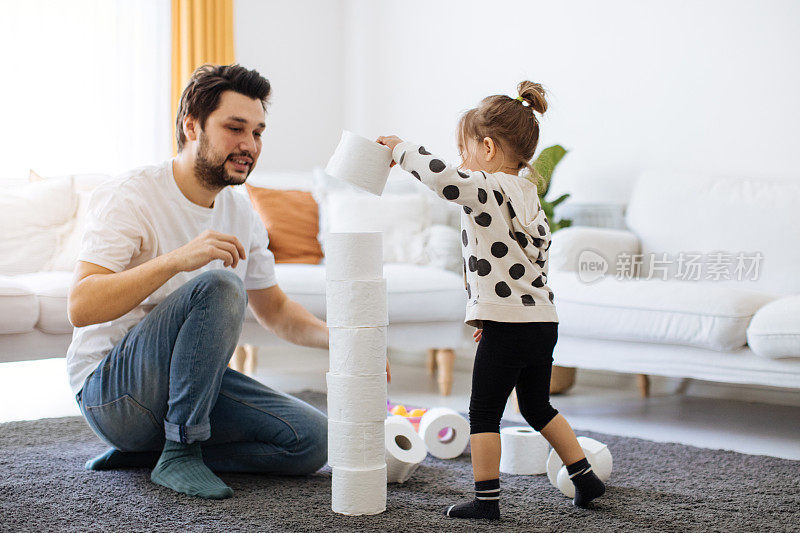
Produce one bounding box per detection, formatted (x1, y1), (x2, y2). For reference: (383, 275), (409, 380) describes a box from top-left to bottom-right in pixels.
(495, 282), (511, 298)
(463, 205), (472, 214)
(521, 294), (535, 306)
(477, 188), (487, 203)
(411, 170), (421, 181)
(461, 229), (468, 247)
(538, 224), (546, 236)
(419, 146), (431, 155)
(467, 283), (471, 299)
(468, 255), (478, 272)
(475, 213), (492, 227)
(532, 276), (544, 288)
(457, 170), (469, 179)
(443, 185), (460, 200)
(509, 263), (525, 280)
(494, 190), (503, 205)
(508, 203), (516, 218)
(399, 152), (405, 165)
(491, 242), (508, 258)
(514, 232), (528, 248)
(532, 237), (544, 247)
(476, 259), (492, 276)
(429, 159), (446, 173)
(548, 291), (555, 303)
(536, 259), (546, 267)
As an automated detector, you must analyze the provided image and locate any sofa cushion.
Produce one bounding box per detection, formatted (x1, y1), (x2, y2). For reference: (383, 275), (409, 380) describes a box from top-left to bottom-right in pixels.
(245, 184), (323, 264)
(258, 263), (465, 324)
(14, 272), (74, 334)
(625, 170), (800, 296)
(0, 176), (78, 275)
(0, 276), (39, 334)
(548, 271), (777, 351)
(746, 295), (800, 359)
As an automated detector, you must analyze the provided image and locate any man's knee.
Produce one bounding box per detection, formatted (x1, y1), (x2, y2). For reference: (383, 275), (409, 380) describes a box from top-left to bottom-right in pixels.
(193, 270), (247, 314)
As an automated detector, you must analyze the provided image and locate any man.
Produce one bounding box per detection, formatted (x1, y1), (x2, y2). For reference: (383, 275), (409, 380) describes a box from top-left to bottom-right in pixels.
(67, 64), (367, 499)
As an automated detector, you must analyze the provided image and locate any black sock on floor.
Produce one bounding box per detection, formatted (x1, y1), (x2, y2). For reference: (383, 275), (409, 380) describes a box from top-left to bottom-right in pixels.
(85, 448), (161, 470)
(445, 478), (500, 520)
(566, 458), (605, 507)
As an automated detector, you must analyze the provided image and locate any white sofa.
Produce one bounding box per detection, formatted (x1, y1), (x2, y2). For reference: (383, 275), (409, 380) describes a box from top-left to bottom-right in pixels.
(547, 170), (800, 390)
(0, 168), (470, 394)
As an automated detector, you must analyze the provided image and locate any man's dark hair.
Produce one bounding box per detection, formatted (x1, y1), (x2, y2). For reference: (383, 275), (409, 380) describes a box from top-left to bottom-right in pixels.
(175, 64), (271, 152)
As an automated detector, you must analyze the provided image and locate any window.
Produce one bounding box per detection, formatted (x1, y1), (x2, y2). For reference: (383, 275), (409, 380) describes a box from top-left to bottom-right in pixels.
(0, 0), (171, 180)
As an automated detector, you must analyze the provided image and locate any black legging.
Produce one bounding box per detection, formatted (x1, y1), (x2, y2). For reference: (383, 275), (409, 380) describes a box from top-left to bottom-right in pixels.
(469, 320), (559, 434)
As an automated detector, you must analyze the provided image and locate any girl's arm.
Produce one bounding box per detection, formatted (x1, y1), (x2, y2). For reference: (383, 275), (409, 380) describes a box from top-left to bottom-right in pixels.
(377, 136), (489, 214)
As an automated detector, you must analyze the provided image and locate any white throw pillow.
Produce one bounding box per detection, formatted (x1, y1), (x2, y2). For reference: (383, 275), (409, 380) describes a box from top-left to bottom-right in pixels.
(0, 176), (77, 275)
(45, 190), (94, 272)
(747, 295), (800, 359)
(325, 190), (430, 264)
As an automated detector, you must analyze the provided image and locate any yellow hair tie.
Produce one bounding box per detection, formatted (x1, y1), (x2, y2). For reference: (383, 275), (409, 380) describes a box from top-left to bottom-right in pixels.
(515, 96), (524, 102)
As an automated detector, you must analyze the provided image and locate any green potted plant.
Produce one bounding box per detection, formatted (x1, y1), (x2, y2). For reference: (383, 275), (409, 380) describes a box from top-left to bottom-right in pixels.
(528, 144), (572, 233)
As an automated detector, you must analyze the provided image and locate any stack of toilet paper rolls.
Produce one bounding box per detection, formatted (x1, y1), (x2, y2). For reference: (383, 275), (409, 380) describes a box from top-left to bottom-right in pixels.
(326, 232), (388, 516)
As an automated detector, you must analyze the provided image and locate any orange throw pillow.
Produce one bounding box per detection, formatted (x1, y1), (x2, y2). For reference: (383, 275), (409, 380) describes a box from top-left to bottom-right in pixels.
(245, 184), (323, 264)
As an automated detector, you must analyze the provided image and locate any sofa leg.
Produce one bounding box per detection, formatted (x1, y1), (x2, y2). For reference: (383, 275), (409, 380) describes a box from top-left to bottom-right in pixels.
(636, 374), (650, 397)
(230, 345), (247, 372)
(426, 348), (438, 377)
(436, 349), (455, 396)
(243, 344), (258, 376)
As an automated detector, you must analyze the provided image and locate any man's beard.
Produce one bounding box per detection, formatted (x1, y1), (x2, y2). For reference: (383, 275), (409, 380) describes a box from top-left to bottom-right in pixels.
(194, 132), (253, 190)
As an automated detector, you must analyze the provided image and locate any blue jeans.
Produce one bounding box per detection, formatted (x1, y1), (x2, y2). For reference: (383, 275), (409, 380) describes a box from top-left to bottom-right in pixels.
(76, 269), (328, 474)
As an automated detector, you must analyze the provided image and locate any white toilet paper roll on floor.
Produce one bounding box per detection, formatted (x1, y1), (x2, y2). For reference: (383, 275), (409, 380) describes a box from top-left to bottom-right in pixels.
(328, 419), (385, 469)
(499, 426), (550, 475)
(325, 232), (383, 281)
(331, 465), (387, 515)
(326, 372), (387, 423)
(417, 407), (470, 459)
(547, 436), (613, 497)
(384, 415), (427, 483)
(329, 326), (387, 376)
(326, 279), (388, 328)
(325, 130), (393, 196)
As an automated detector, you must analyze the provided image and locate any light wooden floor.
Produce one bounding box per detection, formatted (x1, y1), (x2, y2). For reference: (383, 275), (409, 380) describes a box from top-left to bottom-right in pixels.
(1, 350), (798, 460)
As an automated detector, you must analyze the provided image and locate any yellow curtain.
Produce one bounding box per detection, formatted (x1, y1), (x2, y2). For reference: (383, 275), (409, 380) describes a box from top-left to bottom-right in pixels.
(171, 0), (235, 154)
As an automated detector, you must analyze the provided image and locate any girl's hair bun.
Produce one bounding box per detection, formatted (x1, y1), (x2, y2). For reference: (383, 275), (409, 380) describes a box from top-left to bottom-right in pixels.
(517, 81), (547, 115)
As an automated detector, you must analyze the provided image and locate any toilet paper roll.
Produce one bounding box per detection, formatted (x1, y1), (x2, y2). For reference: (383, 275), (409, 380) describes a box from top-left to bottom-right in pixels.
(385, 415), (427, 483)
(328, 419), (385, 469)
(326, 279), (388, 327)
(417, 407), (470, 459)
(499, 426), (550, 475)
(325, 232), (383, 281)
(325, 130), (393, 196)
(326, 372), (387, 423)
(331, 465), (387, 515)
(329, 326), (387, 375)
(547, 436), (613, 496)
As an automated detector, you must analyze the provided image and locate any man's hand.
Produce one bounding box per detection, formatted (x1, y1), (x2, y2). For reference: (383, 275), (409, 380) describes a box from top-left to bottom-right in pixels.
(376, 135), (404, 167)
(473, 329), (482, 343)
(168, 229), (246, 272)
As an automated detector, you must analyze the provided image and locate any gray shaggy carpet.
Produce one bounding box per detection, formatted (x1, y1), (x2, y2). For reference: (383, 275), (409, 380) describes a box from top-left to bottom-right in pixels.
(0, 390), (797, 532)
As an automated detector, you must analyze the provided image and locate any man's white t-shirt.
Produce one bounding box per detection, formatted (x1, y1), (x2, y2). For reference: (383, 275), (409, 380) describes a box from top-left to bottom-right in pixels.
(66, 159), (278, 395)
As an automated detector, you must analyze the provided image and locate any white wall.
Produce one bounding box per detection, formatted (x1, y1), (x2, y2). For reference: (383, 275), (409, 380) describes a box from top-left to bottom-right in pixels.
(238, 0), (800, 202)
(341, 0), (800, 203)
(235, 0), (345, 174)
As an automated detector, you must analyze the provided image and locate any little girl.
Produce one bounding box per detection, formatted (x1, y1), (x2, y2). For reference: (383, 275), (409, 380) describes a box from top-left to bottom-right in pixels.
(377, 81), (605, 520)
